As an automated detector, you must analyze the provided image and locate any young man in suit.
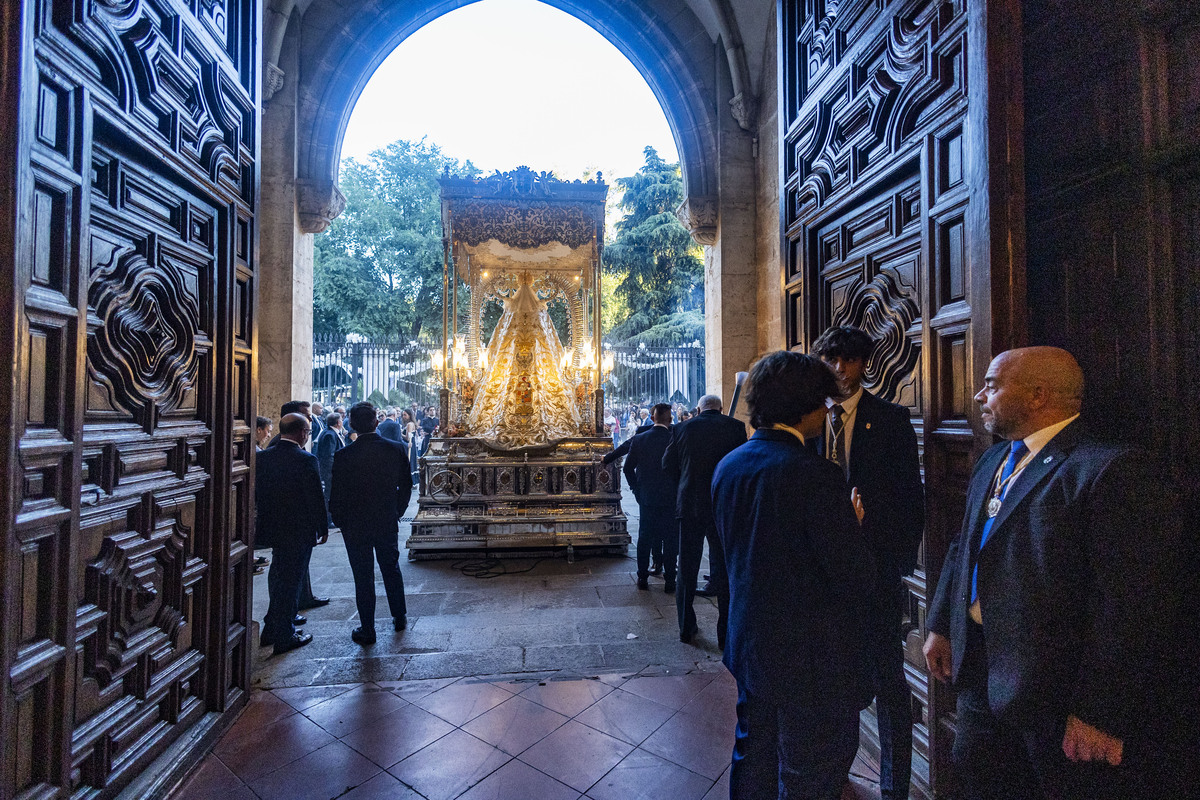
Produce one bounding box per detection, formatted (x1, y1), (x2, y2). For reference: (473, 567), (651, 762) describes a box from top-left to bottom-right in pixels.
(255, 413), (329, 653)
(812, 325), (924, 800)
(713, 351), (875, 799)
(315, 411), (346, 516)
(329, 401), (413, 644)
(623, 403), (679, 592)
(662, 393), (747, 646)
(924, 347), (1183, 799)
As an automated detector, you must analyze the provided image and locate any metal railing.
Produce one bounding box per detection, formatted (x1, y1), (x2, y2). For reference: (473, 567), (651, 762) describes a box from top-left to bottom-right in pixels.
(600, 339), (706, 411)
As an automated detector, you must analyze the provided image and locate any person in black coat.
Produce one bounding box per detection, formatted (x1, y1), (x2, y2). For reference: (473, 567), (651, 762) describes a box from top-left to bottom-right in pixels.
(662, 394), (747, 645)
(255, 413), (329, 653)
(713, 351), (875, 799)
(924, 347), (1185, 799)
(812, 325), (924, 800)
(376, 411), (403, 443)
(623, 404), (679, 591)
(329, 401), (413, 645)
(315, 411), (346, 515)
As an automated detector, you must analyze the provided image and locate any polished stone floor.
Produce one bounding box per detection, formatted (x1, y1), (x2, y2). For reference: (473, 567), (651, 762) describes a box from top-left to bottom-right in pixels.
(171, 491), (884, 799)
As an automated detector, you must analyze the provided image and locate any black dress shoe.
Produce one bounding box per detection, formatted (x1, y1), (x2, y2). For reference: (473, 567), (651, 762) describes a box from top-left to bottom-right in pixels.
(637, 576), (649, 590)
(394, 615), (407, 631)
(679, 623), (699, 644)
(351, 626), (377, 645)
(293, 614), (307, 625)
(273, 632), (313, 654)
(649, 560), (663, 576)
(298, 596), (331, 610)
(664, 581), (676, 594)
(694, 583), (717, 598)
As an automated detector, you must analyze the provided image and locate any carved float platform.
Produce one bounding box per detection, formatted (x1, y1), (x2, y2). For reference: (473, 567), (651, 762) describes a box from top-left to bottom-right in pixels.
(407, 437), (630, 559)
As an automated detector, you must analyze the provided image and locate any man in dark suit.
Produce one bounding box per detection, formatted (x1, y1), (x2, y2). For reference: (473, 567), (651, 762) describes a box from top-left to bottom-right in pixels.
(812, 325), (924, 800)
(255, 413), (329, 653)
(623, 403), (679, 592)
(924, 347), (1183, 799)
(315, 411), (346, 514)
(713, 351), (875, 799)
(376, 409), (403, 443)
(662, 393), (747, 645)
(330, 401), (413, 645)
(310, 401), (326, 445)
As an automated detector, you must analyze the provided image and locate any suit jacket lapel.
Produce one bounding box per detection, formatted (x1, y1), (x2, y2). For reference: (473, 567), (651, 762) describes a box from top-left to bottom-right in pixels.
(981, 421), (1082, 547)
(847, 391), (877, 484)
(967, 444), (1007, 551)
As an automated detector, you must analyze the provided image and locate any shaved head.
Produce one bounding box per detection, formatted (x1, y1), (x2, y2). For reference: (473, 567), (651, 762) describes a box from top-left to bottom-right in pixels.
(976, 347), (1084, 439)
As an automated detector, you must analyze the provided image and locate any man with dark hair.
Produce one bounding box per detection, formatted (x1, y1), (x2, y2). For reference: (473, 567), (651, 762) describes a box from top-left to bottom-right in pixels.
(811, 324), (924, 800)
(713, 350), (875, 799)
(662, 392), (747, 646)
(623, 403), (678, 592)
(924, 348), (1183, 799)
(255, 416), (273, 451)
(315, 412), (346, 518)
(266, 400), (310, 449)
(255, 413), (329, 654)
(330, 401), (413, 644)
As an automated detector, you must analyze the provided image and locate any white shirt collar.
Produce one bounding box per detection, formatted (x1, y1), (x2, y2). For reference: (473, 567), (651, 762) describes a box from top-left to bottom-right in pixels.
(1021, 414), (1079, 458)
(826, 385), (864, 415)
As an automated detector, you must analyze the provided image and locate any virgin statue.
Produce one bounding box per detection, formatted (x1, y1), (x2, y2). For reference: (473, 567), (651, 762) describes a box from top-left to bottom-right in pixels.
(466, 272), (582, 448)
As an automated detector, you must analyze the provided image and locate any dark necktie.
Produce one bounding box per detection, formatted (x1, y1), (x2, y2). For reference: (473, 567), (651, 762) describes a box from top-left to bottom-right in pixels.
(971, 440), (1030, 603)
(829, 404), (849, 479)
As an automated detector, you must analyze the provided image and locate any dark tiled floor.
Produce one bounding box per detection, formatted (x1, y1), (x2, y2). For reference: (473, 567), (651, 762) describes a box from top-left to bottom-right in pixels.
(173, 490), (884, 799)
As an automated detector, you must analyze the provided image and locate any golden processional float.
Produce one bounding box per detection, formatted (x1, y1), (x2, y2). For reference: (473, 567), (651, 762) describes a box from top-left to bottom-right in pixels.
(406, 167), (630, 558)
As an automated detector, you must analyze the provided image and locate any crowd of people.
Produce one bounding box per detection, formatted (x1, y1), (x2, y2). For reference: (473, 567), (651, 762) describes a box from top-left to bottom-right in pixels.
(252, 326), (1186, 800)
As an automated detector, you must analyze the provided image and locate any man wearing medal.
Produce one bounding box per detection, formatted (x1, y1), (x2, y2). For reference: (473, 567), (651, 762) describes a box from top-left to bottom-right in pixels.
(923, 347), (1183, 799)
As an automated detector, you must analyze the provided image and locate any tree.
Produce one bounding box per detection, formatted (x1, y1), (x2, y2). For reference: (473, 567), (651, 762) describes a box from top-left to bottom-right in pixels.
(602, 147), (703, 343)
(314, 139), (480, 339)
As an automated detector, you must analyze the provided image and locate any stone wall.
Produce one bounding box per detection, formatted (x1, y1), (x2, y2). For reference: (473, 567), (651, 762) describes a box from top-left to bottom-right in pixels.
(754, 6), (783, 356)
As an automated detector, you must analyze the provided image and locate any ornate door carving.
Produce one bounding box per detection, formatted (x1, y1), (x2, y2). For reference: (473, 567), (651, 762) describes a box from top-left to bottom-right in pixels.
(1, 0), (258, 796)
(779, 0), (1022, 796)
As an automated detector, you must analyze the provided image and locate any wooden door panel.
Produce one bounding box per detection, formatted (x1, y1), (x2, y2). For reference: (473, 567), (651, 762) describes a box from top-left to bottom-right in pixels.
(2, 0), (257, 795)
(780, 0), (1003, 796)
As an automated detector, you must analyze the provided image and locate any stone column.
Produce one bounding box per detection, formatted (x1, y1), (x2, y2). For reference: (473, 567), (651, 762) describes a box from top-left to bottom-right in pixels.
(258, 21), (314, 422)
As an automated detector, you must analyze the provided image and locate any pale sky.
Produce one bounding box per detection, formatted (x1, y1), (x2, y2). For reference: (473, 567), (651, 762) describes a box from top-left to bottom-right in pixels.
(339, 0), (680, 182)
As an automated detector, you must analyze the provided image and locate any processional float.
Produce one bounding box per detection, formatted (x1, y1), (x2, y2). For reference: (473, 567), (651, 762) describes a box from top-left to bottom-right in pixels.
(406, 167), (630, 558)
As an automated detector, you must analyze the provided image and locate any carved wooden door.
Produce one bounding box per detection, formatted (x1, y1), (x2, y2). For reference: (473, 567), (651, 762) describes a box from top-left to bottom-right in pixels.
(0, 0), (259, 796)
(779, 0), (1023, 796)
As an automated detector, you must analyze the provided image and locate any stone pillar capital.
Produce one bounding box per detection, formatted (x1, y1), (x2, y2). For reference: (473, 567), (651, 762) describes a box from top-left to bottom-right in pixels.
(729, 92), (758, 130)
(263, 63), (285, 103)
(297, 180), (346, 234)
(675, 196), (718, 246)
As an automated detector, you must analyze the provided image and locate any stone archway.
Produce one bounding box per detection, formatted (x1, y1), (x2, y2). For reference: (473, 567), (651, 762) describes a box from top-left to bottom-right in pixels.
(257, 0), (763, 420)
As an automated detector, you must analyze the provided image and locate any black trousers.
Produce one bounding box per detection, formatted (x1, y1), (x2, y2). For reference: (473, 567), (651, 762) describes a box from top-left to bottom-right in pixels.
(637, 503), (677, 580)
(870, 582), (913, 798)
(677, 513), (728, 644)
(263, 542), (312, 645)
(730, 685), (860, 800)
(344, 528), (407, 628)
(952, 620), (1136, 800)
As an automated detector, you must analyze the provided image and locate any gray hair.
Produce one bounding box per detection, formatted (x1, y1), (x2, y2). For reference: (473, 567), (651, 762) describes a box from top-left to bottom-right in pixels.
(698, 394), (722, 411)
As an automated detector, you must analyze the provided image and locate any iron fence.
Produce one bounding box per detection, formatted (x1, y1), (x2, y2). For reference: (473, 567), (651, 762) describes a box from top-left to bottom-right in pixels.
(312, 335), (441, 410)
(312, 334), (706, 417)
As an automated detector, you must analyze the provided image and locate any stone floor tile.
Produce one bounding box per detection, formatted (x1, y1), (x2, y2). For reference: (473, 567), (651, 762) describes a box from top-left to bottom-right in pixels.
(462, 694), (569, 755)
(410, 677), (514, 726)
(269, 682), (360, 711)
(377, 675), (459, 702)
(640, 708), (733, 780)
(387, 729), (510, 800)
(302, 683), (409, 737)
(574, 687), (676, 745)
(677, 673), (739, 731)
(401, 647), (526, 680)
(247, 741), (380, 800)
(520, 586), (603, 610)
(457, 758), (582, 800)
(519, 720), (634, 793)
(523, 643), (606, 672)
(213, 691), (295, 751)
(171, 755), (256, 800)
(587, 747), (715, 800)
(339, 702), (456, 768)
(619, 673), (714, 711)
(215, 709), (336, 782)
(519, 676), (613, 717)
(337, 770), (425, 799)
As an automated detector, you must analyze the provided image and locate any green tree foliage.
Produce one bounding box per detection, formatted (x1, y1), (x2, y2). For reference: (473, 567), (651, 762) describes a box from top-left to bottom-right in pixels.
(314, 139), (480, 339)
(603, 147), (704, 343)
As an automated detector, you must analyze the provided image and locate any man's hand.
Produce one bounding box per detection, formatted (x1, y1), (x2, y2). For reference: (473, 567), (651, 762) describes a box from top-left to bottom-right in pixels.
(850, 487), (865, 524)
(923, 632), (952, 681)
(1062, 714), (1123, 766)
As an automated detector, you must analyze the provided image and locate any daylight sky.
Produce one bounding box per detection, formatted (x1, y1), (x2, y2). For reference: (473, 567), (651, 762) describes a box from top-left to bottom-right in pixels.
(339, 0), (680, 182)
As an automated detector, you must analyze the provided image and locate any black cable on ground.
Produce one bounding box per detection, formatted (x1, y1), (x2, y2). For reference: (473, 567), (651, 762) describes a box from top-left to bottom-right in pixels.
(450, 558), (546, 579)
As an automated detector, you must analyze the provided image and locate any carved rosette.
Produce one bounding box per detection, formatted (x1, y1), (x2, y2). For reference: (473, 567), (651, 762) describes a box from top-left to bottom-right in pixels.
(88, 247), (199, 414)
(675, 196), (718, 246)
(837, 272), (920, 402)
